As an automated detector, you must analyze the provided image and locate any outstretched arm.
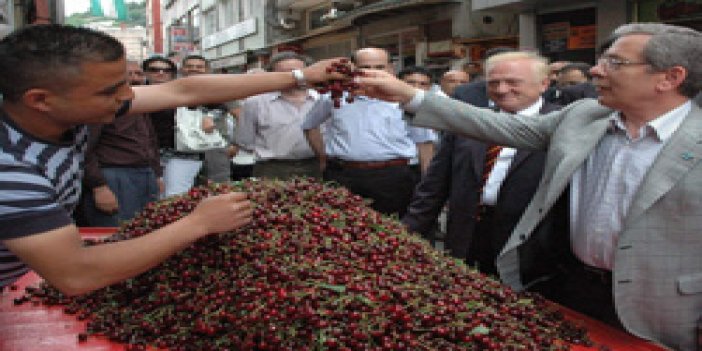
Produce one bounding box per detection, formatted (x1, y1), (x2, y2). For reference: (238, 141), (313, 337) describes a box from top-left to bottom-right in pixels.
(128, 58), (349, 115)
(3, 192), (252, 296)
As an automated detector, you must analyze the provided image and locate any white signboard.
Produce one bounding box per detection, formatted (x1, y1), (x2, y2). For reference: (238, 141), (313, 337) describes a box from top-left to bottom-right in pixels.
(202, 18), (257, 50)
(0, 0), (13, 39)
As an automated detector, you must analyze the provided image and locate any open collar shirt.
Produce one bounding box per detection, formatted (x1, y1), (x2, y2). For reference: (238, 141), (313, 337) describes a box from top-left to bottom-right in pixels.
(570, 100), (691, 270)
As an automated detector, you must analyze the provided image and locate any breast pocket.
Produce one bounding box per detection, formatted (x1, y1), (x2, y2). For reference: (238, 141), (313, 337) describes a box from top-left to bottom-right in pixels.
(257, 114), (289, 132)
(678, 273), (702, 295)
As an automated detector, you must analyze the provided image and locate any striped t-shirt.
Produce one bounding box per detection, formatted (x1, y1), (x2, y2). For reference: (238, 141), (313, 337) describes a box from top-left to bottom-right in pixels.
(0, 108), (88, 287)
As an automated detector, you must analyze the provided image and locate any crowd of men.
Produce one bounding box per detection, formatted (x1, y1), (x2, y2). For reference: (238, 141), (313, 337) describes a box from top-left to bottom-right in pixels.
(1, 22), (701, 351)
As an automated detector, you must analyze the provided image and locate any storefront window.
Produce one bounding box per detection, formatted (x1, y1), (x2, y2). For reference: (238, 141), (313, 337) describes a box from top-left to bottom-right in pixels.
(538, 8), (597, 64)
(637, 0), (702, 31)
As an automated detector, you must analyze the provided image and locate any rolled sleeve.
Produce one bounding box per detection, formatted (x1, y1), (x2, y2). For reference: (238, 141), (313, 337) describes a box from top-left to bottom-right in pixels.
(302, 97), (333, 130)
(402, 90), (426, 114)
(234, 98), (257, 149)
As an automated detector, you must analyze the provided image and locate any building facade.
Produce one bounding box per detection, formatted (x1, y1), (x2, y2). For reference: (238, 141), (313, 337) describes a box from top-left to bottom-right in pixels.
(472, 0), (629, 64)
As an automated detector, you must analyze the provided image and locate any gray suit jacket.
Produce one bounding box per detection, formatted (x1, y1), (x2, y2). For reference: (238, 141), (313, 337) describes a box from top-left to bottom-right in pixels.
(411, 93), (702, 351)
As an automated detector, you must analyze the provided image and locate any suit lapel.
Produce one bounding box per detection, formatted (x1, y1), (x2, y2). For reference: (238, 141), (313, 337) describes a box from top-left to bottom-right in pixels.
(506, 150), (530, 176)
(625, 104), (702, 226)
(472, 142), (488, 181)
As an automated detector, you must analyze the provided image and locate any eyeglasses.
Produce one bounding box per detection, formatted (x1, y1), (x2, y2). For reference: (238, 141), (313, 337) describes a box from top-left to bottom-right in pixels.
(597, 55), (649, 71)
(145, 67), (174, 73)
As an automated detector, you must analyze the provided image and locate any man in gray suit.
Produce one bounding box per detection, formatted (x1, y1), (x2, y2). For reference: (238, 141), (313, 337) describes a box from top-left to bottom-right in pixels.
(358, 23), (702, 350)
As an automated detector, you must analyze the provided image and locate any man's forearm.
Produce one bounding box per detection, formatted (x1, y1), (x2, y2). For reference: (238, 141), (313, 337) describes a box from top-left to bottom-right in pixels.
(304, 128), (326, 160)
(4, 218), (206, 296)
(130, 72), (298, 115)
(416, 142), (435, 174)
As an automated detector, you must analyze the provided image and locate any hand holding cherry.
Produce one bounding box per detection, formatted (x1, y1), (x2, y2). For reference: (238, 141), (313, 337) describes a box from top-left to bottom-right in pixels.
(314, 58), (361, 108)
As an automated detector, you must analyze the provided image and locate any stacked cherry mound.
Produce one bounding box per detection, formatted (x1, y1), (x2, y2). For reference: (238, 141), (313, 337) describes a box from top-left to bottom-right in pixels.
(19, 178), (590, 351)
(315, 59), (361, 108)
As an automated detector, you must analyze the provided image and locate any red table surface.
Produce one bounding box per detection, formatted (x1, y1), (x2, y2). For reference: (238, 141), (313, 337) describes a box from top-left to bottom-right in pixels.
(0, 228), (670, 351)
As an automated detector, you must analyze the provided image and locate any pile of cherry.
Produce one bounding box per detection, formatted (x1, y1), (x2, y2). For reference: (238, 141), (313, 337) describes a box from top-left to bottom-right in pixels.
(315, 59), (361, 108)
(18, 178), (591, 350)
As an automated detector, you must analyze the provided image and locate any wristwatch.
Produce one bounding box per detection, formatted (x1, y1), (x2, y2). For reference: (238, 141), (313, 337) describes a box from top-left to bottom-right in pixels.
(291, 69), (307, 88)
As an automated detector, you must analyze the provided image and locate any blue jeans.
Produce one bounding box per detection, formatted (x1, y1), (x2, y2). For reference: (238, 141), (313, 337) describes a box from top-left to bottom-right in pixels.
(83, 167), (159, 227)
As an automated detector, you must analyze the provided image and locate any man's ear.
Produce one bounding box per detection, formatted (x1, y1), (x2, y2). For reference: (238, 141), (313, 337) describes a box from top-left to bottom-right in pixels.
(658, 66), (687, 93)
(539, 77), (551, 94)
(21, 88), (54, 113)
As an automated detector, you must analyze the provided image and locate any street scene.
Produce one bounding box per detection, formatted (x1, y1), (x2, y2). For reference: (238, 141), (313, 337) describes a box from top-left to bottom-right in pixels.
(1, 0), (702, 350)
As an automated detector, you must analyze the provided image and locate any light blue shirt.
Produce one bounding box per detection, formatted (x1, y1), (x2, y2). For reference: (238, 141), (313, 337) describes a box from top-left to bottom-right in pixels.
(302, 94), (435, 161)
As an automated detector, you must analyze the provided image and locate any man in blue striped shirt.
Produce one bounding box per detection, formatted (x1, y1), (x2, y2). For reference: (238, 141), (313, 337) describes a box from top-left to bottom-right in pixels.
(0, 25), (344, 295)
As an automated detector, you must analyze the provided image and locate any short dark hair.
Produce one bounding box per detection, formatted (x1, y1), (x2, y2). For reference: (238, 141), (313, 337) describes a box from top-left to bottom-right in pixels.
(559, 62), (592, 80)
(0, 24), (124, 102)
(266, 51), (312, 71)
(397, 66), (433, 82)
(182, 54), (208, 67)
(142, 56), (177, 72)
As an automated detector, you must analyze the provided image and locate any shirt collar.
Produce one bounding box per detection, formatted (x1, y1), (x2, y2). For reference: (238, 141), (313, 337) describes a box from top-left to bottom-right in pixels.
(609, 100), (691, 142)
(515, 97), (544, 117)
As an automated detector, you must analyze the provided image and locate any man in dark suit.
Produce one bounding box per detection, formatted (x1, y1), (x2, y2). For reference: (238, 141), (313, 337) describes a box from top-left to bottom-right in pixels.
(402, 51), (560, 275)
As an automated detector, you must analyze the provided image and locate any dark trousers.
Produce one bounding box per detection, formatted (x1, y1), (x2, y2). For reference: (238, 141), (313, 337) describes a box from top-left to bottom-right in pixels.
(466, 206), (499, 276)
(201, 148), (231, 183)
(83, 167), (159, 227)
(323, 164), (415, 217)
(532, 258), (624, 330)
(253, 158), (320, 180)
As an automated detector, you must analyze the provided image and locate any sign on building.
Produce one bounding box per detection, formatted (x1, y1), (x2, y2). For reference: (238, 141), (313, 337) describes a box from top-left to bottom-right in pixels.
(170, 25), (194, 53)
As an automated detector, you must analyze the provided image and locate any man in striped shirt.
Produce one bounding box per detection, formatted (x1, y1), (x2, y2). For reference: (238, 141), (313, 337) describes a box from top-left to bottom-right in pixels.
(0, 25), (344, 295)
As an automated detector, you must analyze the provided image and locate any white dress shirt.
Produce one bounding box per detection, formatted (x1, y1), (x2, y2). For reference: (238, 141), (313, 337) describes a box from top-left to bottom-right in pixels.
(481, 98), (544, 205)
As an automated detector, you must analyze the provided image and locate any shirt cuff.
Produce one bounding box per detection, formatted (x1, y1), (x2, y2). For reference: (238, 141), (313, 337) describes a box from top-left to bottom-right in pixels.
(402, 90), (425, 114)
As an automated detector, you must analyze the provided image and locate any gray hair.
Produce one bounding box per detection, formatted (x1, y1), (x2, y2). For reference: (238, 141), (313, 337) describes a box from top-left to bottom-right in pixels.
(484, 51), (549, 82)
(613, 23), (702, 97)
(267, 51), (313, 71)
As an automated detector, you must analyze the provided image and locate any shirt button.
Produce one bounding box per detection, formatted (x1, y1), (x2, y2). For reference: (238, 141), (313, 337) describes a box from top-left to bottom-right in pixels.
(519, 234), (527, 241)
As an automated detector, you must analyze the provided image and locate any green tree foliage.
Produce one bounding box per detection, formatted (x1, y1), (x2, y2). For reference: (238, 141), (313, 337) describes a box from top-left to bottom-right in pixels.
(65, 1), (146, 27)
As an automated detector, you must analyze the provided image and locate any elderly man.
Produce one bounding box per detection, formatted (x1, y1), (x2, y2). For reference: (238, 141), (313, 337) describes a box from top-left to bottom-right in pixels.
(359, 23), (702, 350)
(403, 52), (560, 274)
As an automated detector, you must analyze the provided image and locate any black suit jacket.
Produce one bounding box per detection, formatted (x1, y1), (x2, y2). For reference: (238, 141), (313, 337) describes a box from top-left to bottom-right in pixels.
(402, 86), (560, 260)
(556, 82), (598, 106)
(451, 80), (489, 108)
